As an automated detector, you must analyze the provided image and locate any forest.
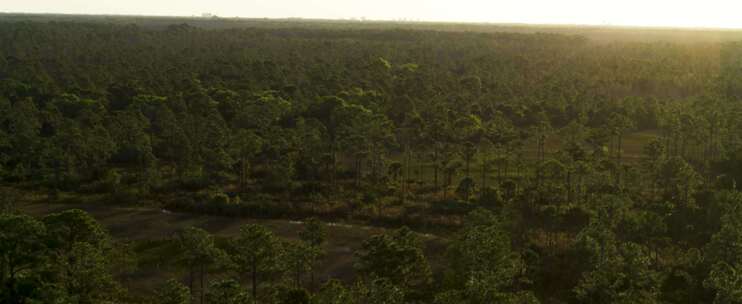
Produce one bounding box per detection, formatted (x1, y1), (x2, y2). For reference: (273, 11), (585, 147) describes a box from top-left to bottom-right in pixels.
(1, 15), (742, 304)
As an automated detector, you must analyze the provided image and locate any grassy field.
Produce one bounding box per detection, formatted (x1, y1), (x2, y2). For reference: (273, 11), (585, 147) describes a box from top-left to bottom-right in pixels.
(19, 201), (447, 297)
(540, 129), (660, 161)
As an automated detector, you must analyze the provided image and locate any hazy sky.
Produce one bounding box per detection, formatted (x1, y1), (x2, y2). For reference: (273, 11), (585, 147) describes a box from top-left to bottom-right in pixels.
(3, 0), (742, 29)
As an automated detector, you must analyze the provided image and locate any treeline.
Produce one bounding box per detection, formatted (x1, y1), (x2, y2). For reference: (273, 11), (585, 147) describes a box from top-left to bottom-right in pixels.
(4, 14), (742, 43)
(2, 20), (742, 302)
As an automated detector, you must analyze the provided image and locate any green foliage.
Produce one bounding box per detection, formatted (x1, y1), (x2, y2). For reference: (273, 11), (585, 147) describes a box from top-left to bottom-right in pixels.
(230, 224), (280, 299)
(704, 194), (742, 303)
(5, 97), (41, 180)
(0, 187), (20, 214)
(0, 208), (126, 303)
(175, 226), (227, 270)
(294, 217), (327, 290)
(658, 157), (702, 207)
(206, 279), (251, 304)
(455, 177), (477, 201)
(705, 194), (742, 265)
(443, 209), (525, 302)
(42, 209), (109, 252)
(274, 286), (311, 304)
(574, 240), (661, 303)
(280, 240), (316, 288)
(60, 242), (120, 303)
(156, 279), (191, 304)
(300, 218), (327, 249)
(0, 213), (47, 302)
(175, 226), (229, 303)
(2, 17), (742, 304)
(351, 278), (405, 304)
(312, 280), (352, 304)
(573, 198), (665, 302)
(704, 262), (742, 304)
(435, 290), (540, 304)
(354, 227), (432, 294)
(478, 185), (504, 207)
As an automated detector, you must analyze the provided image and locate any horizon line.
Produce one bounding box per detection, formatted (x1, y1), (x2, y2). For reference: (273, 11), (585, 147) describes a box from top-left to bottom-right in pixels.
(2, 11), (742, 32)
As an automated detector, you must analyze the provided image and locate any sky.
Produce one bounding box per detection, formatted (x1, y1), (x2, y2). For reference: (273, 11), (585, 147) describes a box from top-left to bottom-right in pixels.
(3, 0), (742, 29)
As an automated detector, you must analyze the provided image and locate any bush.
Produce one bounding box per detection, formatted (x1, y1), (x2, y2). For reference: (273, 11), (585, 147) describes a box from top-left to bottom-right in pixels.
(362, 191), (380, 205)
(500, 179), (520, 201)
(274, 286), (310, 304)
(211, 192), (230, 205)
(455, 177), (477, 201)
(478, 186), (504, 208)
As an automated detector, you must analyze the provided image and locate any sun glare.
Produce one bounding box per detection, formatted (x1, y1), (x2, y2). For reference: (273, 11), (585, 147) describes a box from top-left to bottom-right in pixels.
(3, 0), (742, 28)
(426, 0), (740, 28)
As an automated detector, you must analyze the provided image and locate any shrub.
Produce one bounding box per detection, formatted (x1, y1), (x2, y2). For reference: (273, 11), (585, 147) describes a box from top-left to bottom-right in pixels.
(479, 186), (504, 208)
(362, 191), (379, 205)
(455, 177), (477, 201)
(211, 192), (231, 205)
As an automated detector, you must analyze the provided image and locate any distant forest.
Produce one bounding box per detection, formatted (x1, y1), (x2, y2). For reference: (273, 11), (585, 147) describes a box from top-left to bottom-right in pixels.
(1, 16), (742, 304)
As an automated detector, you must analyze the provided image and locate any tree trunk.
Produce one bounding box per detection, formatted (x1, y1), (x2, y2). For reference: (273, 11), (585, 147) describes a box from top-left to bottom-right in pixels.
(200, 264), (205, 304)
(189, 266), (195, 304)
(709, 124), (715, 162)
(369, 151), (376, 183)
(355, 157), (361, 187)
(618, 133), (623, 166)
(251, 258), (258, 303)
(1, 255), (6, 287)
(403, 145), (410, 204)
(241, 157), (248, 193)
(481, 159), (487, 198)
(537, 135), (545, 188)
(433, 148), (439, 194)
(7, 263), (16, 304)
(310, 268), (315, 292)
(540, 135), (546, 162)
(670, 129), (676, 157)
(567, 170), (572, 203)
(443, 171), (450, 201)
(330, 141), (337, 188)
(465, 154), (471, 179)
(418, 155), (424, 187)
(433, 165), (439, 195)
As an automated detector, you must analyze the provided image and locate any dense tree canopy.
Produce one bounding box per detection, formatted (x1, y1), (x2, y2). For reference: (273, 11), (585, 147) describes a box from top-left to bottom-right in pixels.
(2, 16), (742, 304)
